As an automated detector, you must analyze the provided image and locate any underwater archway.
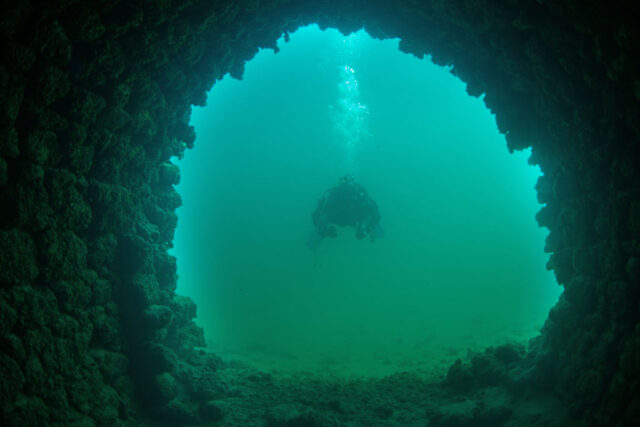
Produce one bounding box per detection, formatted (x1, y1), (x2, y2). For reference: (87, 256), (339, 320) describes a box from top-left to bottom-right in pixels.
(146, 4), (639, 422)
(3, 1), (638, 425)
(172, 25), (561, 377)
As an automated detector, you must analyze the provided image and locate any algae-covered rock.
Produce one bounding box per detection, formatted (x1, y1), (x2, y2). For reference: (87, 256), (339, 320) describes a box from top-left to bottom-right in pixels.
(70, 88), (106, 126)
(169, 321), (206, 354)
(35, 19), (71, 66)
(37, 65), (70, 105)
(90, 349), (129, 382)
(155, 251), (177, 291)
(0, 127), (20, 159)
(3, 82), (25, 125)
(114, 232), (152, 275)
(143, 342), (178, 374)
(0, 156), (7, 186)
(264, 406), (328, 427)
(201, 399), (226, 422)
(181, 365), (226, 401)
(45, 168), (92, 231)
(25, 130), (56, 164)
(427, 386), (513, 427)
(40, 228), (87, 281)
(494, 343), (524, 365)
(0, 333), (24, 361)
(4, 395), (50, 426)
(100, 106), (132, 131)
(158, 161), (180, 187)
(130, 273), (161, 308)
(0, 229), (39, 286)
(16, 179), (53, 231)
(24, 353), (46, 394)
(444, 359), (474, 392)
(87, 233), (118, 274)
(89, 305), (121, 348)
(145, 204), (178, 243)
(94, 385), (121, 424)
(68, 143), (95, 175)
(163, 398), (200, 425)
(82, 40), (127, 86)
(626, 256), (640, 282)
(91, 277), (113, 305)
(0, 353), (25, 404)
(143, 304), (173, 330)
(153, 372), (179, 404)
(169, 294), (198, 325)
(156, 186), (182, 210)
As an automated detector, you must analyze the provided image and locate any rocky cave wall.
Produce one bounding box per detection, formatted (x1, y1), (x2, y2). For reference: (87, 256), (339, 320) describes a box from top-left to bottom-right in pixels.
(1, 0), (639, 425)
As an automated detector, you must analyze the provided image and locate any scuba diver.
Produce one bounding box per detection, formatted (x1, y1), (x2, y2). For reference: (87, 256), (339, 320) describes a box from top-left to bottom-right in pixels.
(307, 174), (384, 249)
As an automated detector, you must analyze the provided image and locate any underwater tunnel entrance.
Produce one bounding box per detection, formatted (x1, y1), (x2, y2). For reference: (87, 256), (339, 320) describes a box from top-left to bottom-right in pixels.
(172, 25), (561, 377)
(5, 0), (638, 424)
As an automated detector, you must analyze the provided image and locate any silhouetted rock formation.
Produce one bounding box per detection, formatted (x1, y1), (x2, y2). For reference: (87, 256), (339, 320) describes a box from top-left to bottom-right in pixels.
(1, 1), (638, 425)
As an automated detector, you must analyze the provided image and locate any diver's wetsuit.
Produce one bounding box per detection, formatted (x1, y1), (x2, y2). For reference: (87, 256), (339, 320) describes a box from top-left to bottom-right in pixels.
(311, 176), (381, 241)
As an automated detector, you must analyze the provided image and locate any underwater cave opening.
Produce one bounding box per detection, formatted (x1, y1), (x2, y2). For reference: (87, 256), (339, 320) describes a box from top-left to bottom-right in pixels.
(171, 25), (562, 378)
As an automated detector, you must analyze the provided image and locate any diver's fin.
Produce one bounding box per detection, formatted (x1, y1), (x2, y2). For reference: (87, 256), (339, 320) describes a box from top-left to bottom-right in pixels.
(306, 230), (323, 250)
(370, 224), (384, 241)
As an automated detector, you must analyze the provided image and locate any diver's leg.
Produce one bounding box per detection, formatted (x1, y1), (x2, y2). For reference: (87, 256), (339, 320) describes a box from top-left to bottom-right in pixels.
(306, 230), (323, 250)
(370, 223), (384, 241)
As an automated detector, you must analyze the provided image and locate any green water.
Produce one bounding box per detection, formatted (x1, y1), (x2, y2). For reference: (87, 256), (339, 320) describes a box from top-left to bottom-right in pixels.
(172, 25), (561, 378)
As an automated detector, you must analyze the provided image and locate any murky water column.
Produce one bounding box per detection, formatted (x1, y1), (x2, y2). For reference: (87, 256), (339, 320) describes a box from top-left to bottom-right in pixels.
(330, 36), (370, 174)
(173, 26), (562, 377)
